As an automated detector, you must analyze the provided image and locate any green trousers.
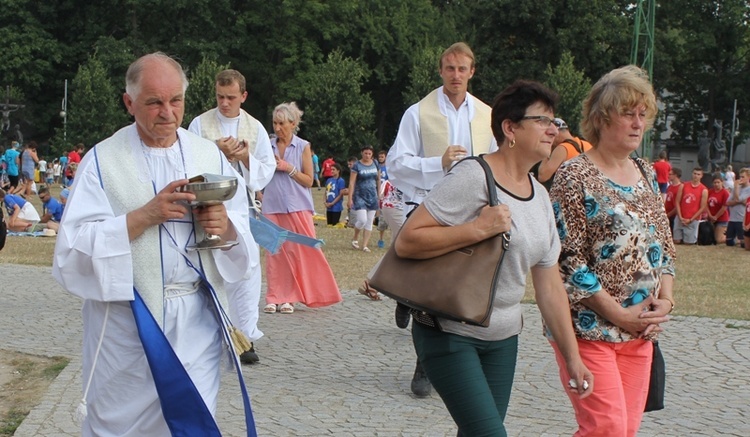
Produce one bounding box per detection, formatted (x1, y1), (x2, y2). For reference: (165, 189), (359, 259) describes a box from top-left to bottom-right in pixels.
(412, 322), (518, 437)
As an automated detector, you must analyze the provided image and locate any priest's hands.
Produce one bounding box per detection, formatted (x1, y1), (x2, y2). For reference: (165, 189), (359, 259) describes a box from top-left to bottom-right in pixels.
(126, 179), (195, 241)
(193, 204), (229, 237)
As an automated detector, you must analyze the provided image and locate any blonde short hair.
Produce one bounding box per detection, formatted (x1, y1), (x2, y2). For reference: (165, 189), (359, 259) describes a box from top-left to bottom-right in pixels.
(580, 65), (657, 146)
(439, 42), (475, 69)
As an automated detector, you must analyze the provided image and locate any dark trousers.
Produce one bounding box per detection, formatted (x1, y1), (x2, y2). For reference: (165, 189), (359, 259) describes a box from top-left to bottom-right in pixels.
(726, 221), (744, 246)
(412, 322), (517, 436)
(326, 210), (342, 226)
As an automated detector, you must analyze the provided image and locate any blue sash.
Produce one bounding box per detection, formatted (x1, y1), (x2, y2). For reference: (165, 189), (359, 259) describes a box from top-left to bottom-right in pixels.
(131, 290), (222, 436)
(132, 287), (258, 436)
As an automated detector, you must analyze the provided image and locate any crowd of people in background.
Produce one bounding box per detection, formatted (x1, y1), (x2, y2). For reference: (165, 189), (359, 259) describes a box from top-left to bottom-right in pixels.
(659, 160), (750, 249)
(0, 139), (81, 236)
(3, 43), (750, 437)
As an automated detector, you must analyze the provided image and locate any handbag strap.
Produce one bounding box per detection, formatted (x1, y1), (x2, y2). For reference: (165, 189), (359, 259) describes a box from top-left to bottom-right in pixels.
(461, 155), (510, 246)
(465, 155), (499, 207)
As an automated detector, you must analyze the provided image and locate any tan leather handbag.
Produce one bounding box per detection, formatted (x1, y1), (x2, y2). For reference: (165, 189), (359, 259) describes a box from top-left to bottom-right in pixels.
(369, 156), (510, 327)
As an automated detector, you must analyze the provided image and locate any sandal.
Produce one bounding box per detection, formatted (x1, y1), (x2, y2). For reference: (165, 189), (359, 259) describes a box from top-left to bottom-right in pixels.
(351, 240), (360, 249)
(358, 280), (381, 301)
(263, 304), (277, 314)
(279, 303), (295, 314)
(362, 247), (371, 253)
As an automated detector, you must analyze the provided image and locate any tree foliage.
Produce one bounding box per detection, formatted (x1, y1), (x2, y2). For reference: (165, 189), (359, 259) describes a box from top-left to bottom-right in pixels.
(183, 57), (231, 128)
(402, 46), (444, 107)
(545, 52), (592, 135)
(654, 0), (750, 156)
(1, 0), (749, 165)
(285, 50), (376, 159)
(54, 56), (129, 154)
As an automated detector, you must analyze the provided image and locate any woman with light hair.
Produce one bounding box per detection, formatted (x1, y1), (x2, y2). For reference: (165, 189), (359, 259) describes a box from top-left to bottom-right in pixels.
(549, 65), (677, 436)
(261, 102), (341, 314)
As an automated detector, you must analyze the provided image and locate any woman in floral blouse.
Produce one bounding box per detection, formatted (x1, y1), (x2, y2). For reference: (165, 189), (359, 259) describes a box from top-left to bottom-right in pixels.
(548, 65), (676, 437)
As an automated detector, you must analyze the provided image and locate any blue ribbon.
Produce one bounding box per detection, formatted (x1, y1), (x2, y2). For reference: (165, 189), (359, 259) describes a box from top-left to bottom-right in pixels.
(249, 211), (324, 254)
(131, 290), (222, 436)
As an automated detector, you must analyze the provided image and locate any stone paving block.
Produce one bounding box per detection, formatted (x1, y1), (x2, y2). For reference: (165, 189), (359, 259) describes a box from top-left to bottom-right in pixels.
(3, 264), (750, 436)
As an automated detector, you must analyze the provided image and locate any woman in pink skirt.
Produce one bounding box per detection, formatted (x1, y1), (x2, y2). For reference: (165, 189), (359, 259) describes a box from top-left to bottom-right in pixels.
(261, 102), (341, 314)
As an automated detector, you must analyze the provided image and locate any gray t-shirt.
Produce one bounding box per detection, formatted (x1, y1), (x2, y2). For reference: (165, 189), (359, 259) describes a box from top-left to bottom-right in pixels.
(423, 159), (560, 341)
(728, 185), (750, 222)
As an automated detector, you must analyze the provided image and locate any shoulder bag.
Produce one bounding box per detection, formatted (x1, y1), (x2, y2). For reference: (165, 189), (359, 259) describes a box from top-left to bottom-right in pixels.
(644, 341), (665, 412)
(369, 156), (510, 327)
(632, 157), (667, 412)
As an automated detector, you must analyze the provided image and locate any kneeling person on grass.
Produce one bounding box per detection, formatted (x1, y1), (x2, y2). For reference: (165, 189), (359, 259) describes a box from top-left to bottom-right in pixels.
(38, 186), (64, 232)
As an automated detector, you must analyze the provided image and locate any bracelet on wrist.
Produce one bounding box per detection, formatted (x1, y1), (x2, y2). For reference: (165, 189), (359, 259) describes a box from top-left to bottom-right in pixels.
(288, 166), (298, 177)
(662, 297), (675, 313)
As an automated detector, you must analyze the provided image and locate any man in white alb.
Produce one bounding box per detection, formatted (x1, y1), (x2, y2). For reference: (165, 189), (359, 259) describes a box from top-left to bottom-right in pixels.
(53, 52), (257, 436)
(386, 42), (497, 397)
(189, 69), (275, 364)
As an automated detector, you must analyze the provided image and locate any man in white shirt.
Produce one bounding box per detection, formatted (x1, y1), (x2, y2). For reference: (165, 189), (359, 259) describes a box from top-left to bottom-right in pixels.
(38, 157), (47, 184)
(386, 42), (497, 397)
(189, 69), (275, 364)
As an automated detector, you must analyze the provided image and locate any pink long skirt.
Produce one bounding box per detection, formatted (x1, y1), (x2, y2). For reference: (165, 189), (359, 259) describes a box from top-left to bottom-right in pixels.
(264, 211), (342, 307)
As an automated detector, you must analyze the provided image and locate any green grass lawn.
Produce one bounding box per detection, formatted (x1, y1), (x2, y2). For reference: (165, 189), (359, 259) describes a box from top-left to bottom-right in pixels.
(2, 186), (749, 320)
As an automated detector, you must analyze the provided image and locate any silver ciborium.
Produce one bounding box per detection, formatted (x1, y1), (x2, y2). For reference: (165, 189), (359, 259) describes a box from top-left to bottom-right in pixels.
(180, 173), (239, 251)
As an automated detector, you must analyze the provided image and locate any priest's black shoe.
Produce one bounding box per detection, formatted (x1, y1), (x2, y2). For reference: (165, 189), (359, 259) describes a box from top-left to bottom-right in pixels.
(240, 343), (259, 364)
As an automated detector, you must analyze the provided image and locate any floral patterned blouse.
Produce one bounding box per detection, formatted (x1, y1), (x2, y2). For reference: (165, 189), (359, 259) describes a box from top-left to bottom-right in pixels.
(547, 154), (676, 343)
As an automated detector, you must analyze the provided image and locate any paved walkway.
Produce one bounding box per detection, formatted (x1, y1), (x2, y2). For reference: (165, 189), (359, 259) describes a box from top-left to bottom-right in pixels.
(2, 263), (749, 436)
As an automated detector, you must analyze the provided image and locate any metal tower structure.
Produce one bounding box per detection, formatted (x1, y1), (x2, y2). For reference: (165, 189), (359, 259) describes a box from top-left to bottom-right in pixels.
(630, 0), (656, 159)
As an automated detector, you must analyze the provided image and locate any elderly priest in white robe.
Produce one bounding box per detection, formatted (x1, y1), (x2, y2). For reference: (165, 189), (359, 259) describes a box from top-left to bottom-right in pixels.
(53, 52), (258, 437)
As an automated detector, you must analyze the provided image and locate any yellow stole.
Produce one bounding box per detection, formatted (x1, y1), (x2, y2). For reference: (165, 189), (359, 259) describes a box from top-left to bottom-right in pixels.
(418, 88), (493, 158)
(199, 108), (260, 155)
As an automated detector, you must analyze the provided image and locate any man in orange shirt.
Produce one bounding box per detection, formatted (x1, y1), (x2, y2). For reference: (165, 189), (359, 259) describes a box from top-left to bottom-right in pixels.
(536, 118), (592, 189)
(674, 167), (708, 244)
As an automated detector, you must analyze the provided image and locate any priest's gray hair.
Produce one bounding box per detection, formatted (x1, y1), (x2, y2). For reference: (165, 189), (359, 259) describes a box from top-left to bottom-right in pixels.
(125, 52), (189, 100)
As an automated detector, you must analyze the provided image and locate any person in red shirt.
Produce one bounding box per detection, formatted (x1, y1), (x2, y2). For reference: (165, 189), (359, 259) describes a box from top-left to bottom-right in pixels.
(664, 167), (682, 233)
(674, 167), (708, 244)
(652, 150), (672, 199)
(743, 196), (750, 251)
(707, 174), (730, 244)
(65, 143), (84, 185)
(319, 155), (336, 184)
